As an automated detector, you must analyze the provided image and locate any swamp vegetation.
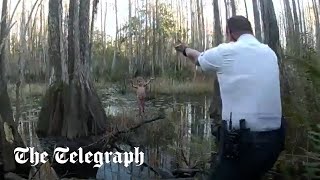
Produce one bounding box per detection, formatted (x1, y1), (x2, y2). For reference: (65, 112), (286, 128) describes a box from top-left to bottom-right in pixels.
(0, 0), (320, 179)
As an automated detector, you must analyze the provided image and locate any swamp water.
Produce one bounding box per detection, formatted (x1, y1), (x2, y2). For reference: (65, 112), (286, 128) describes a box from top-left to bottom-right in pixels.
(14, 87), (215, 179)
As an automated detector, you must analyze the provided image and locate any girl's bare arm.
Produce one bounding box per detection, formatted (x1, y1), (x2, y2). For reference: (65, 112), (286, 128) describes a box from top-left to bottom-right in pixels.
(144, 78), (155, 86)
(130, 80), (138, 88)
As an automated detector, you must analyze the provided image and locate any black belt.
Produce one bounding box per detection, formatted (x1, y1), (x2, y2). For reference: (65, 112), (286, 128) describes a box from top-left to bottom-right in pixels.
(214, 117), (286, 161)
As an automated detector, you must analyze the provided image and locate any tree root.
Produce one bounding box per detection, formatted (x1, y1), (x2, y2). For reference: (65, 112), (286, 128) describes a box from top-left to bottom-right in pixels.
(37, 81), (107, 139)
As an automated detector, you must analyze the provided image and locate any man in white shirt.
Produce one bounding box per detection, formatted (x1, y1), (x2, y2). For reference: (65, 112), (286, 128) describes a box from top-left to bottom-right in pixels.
(175, 16), (285, 180)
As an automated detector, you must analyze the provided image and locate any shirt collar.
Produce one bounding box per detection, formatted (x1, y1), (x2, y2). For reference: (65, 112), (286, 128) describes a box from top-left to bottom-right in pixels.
(237, 34), (258, 42)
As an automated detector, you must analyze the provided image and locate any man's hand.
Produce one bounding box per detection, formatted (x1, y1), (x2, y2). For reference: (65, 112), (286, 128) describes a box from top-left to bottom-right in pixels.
(174, 39), (188, 54)
(175, 39), (201, 65)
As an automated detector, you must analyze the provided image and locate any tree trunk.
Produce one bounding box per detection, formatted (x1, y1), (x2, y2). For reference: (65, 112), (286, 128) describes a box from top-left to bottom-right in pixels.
(261, 0), (280, 56)
(16, 0), (40, 123)
(100, 1), (107, 73)
(79, 0), (90, 77)
(224, 0), (229, 25)
(155, 0), (161, 75)
(209, 0), (223, 169)
(89, 0), (99, 74)
(60, 0), (68, 83)
(301, 0), (307, 44)
(291, 0), (300, 36)
(230, 0), (236, 16)
(190, 0), (195, 47)
(144, 0), (148, 73)
(148, 3), (154, 77)
(16, 0), (27, 125)
(212, 0), (222, 46)
(252, 0), (262, 41)
(291, 0), (301, 54)
(261, 0), (291, 100)
(128, 0), (133, 75)
(244, 0), (248, 18)
(37, 0), (64, 137)
(111, 0), (119, 76)
(296, 0), (304, 42)
(152, 4), (156, 76)
(196, 0), (202, 50)
(312, 0), (320, 52)
(49, 0), (63, 82)
(200, 0), (205, 50)
(0, 0), (29, 174)
(37, 0), (107, 139)
(283, 0), (295, 53)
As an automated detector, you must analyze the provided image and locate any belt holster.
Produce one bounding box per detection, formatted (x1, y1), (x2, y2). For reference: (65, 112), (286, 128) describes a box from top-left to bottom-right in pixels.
(216, 119), (249, 161)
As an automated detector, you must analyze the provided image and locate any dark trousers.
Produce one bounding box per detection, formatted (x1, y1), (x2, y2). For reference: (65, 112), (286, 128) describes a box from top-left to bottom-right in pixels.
(209, 119), (286, 180)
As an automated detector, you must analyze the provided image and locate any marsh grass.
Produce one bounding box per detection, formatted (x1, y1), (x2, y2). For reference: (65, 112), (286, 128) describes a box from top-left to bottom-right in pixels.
(8, 83), (46, 102)
(150, 77), (213, 95)
(7, 77), (214, 102)
(107, 115), (135, 133)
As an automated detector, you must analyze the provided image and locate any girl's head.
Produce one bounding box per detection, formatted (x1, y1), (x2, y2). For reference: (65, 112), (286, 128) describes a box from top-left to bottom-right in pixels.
(137, 77), (144, 86)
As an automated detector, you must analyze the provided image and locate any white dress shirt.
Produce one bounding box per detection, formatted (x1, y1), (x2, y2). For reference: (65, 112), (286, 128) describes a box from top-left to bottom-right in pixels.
(198, 34), (282, 132)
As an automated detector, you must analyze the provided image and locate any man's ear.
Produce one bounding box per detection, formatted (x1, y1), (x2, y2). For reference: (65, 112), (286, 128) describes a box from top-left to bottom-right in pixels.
(226, 28), (233, 42)
(230, 32), (238, 42)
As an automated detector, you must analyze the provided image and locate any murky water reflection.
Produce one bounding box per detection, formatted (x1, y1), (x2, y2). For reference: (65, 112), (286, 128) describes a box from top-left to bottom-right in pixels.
(14, 90), (214, 178)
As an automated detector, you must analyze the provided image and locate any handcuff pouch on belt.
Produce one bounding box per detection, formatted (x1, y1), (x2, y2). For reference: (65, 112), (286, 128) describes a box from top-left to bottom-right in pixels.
(216, 118), (249, 160)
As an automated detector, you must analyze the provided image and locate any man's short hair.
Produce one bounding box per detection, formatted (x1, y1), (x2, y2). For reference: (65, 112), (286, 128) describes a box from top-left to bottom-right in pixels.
(227, 16), (253, 34)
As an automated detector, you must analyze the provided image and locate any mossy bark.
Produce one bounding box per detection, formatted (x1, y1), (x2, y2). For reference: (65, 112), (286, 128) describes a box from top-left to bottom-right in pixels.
(37, 80), (107, 139)
(37, 0), (107, 139)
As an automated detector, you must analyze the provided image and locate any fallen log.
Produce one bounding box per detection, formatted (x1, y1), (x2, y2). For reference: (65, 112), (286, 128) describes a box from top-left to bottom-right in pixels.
(116, 115), (166, 135)
(81, 115), (165, 151)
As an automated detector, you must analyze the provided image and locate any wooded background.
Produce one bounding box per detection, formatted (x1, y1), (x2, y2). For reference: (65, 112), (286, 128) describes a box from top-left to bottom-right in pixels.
(1, 0), (319, 82)
(1, 0), (320, 178)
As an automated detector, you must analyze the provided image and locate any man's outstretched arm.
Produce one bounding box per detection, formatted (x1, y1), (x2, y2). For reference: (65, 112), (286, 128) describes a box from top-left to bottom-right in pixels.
(175, 41), (201, 66)
(174, 40), (223, 72)
(184, 48), (201, 66)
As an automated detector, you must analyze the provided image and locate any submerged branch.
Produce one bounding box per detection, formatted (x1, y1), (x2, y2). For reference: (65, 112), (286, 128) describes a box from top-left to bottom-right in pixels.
(76, 115), (167, 178)
(116, 115), (166, 135)
(83, 115), (165, 150)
